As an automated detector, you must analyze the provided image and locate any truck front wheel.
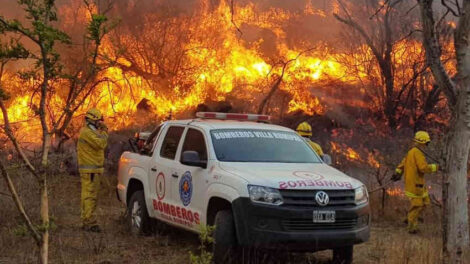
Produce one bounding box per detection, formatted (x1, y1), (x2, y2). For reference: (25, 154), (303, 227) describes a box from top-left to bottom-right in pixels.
(213, 210), (239, 264)
(127, 190), (152, 235)
(332, 245), (353, 264)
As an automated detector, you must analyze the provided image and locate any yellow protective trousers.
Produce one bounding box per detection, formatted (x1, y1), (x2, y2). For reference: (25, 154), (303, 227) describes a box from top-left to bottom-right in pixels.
(407, 195), (430, 232)
(80, 173), (101, 227)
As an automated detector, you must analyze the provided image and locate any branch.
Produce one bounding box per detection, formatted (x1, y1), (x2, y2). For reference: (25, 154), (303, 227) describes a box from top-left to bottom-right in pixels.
(334, 13), (383, 62)
(230, 0), (243, 36)
(436, 9), (451, 30)
(0, 99), (39, 180)
(0, 18), (39, 45)
(396, 29), (423, 43)
(405, 3), (419, 15)
(0, 158), (42, 245)
(369, 181), (394, 193)
(430, 193), (442, 207)
(395, 64), (430, 105)
(418, 0), (457, 106)
(369, 0), (390, 20)
(71, 78), (113, 114)
(257, 48), (315, 114)
(0, 191), (11, 197)
(441, 0), (461, 17)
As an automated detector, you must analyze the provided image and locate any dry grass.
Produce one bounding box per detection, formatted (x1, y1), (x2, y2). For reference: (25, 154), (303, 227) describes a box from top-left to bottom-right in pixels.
(0, 166), (469, 264)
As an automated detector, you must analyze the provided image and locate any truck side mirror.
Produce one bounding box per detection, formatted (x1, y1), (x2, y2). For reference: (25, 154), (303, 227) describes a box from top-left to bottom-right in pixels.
(322, 154), (332, 165)
(181, 151), (207, 168)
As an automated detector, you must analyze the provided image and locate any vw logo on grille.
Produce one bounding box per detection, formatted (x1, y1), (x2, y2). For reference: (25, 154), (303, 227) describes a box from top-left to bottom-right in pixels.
(315, 191), (329, 206)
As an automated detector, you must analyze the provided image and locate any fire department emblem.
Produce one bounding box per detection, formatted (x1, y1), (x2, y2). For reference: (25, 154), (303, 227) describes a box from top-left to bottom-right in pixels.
(179, 171), (193, 206)
(293, 171), (324, 181)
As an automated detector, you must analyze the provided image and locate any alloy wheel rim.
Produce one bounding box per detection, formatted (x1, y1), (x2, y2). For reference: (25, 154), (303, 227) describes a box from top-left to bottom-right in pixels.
(131, 200), (142, 230)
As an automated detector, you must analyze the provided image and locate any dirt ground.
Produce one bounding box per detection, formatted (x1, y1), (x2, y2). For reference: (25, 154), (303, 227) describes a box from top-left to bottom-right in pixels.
(0, 171), (467, 264)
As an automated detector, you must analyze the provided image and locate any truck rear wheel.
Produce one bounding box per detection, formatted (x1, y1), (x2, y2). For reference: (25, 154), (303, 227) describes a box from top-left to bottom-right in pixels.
(332, 245), (353, 264)
(213, 210), (239, 264)
(127, 190), (152, 235)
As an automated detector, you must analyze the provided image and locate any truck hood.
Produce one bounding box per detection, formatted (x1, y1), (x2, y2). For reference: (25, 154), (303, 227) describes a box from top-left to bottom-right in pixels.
(219, 162), (362, 190)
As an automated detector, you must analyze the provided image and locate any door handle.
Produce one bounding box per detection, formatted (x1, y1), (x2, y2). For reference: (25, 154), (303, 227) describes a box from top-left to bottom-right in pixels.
(151, 167), (157, 172)
(172, 173), (179, 178)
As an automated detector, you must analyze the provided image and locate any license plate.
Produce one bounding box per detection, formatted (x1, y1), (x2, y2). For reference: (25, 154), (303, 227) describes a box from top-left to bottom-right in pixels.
(313, 210), (336, 223)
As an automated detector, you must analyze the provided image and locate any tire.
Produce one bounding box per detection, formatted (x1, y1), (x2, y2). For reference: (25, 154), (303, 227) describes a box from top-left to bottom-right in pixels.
(332, 245), (354, 264)
(213, 210), (239, 264)
(127, 190), (152, 235)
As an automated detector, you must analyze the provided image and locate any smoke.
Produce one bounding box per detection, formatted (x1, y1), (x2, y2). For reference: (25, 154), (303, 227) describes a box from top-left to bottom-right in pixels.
(242, 0), (342, 44)
(0, 0), (344, 70)
(106, 0), (343, 57)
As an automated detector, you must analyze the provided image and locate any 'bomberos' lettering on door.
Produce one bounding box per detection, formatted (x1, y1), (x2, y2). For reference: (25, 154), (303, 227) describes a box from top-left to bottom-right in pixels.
(153, 199), (200, 227)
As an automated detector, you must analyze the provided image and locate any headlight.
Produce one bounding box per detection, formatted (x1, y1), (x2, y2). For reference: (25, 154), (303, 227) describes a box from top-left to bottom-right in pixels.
(248, 185), (283, 205)
(355, 185), (368, 205)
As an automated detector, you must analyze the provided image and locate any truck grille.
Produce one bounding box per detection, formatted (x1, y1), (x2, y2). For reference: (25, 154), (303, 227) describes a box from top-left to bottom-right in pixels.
(280, 189), (355, 207)
(282, 218), (357, 231)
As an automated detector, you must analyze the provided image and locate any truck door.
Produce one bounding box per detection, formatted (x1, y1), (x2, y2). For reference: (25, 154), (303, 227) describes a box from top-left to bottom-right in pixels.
(172, 127), (209, 231)
(149, 125), (186, 224)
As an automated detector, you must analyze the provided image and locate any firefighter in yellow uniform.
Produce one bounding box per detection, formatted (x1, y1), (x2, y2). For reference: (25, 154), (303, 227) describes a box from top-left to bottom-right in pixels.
(393, 131), (438, 234)
(77, 108), (108, 232)
(296, 121), (324, 158)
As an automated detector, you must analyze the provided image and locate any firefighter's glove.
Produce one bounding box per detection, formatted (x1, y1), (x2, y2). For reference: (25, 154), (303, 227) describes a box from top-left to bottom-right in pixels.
(391, 173), (402, 182)
(430, 164), (438, 173)
(98, 122), (108, 132)
(391, 168), (402, 182)
(437, 162), (445, 172)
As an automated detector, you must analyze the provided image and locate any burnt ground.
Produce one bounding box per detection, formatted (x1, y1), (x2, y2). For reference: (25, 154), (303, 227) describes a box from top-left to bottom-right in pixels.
(0, 171), (467, 264)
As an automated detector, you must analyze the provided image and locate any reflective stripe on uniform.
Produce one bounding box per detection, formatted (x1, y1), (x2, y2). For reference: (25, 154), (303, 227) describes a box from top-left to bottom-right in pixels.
(94, 133), (107, 139)
(405, 190), (429, 199)
(79, 165), (104, 170)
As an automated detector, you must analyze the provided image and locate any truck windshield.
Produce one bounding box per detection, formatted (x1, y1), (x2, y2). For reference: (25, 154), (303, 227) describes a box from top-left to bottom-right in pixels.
(210, 129), (322, 163)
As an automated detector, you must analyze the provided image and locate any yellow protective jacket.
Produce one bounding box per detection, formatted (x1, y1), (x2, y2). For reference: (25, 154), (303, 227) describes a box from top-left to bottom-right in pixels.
(77, 124), (108, 174)
(306, 138), (324, 157)
(396, 146), (437, 198)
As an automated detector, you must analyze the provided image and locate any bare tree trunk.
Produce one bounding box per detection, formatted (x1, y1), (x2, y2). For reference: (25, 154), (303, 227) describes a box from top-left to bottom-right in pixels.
(441, 1), (470, 261)
(418, 0), (457, 106)
(442, 91), (470, 263)
(382, 63), (397, 130)
(258, 77), (282, 115)
(258, 62), (289, 115)
(417, 1), (470, 262)
(38, 39), (51, 264)
(39, 177), (49, 264)
(334, 8), (398, 130)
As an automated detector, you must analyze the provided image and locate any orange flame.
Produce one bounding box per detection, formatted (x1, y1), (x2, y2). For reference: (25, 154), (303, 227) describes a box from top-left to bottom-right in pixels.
(386, 187), (404, 197)
(0, 0), (456, 144)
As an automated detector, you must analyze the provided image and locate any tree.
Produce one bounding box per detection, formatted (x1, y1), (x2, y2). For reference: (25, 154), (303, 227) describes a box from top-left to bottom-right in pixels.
(257, 48), (316, 115)
(0, 1), (113, 263)
(334, 0), (429, 130)
(51, 1), (117, 150)
(0, 2), (70, 262)
(417, 0), (470, 263)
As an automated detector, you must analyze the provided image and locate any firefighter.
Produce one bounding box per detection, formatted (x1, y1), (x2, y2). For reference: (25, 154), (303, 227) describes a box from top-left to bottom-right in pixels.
(392, 131), (438, 234)
(77, 108), (108, 232)
(296, 121), (324, 158)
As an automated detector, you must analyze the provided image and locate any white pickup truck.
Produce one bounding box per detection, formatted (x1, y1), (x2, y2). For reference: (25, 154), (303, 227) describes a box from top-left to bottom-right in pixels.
(116, 112), (370, 264)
